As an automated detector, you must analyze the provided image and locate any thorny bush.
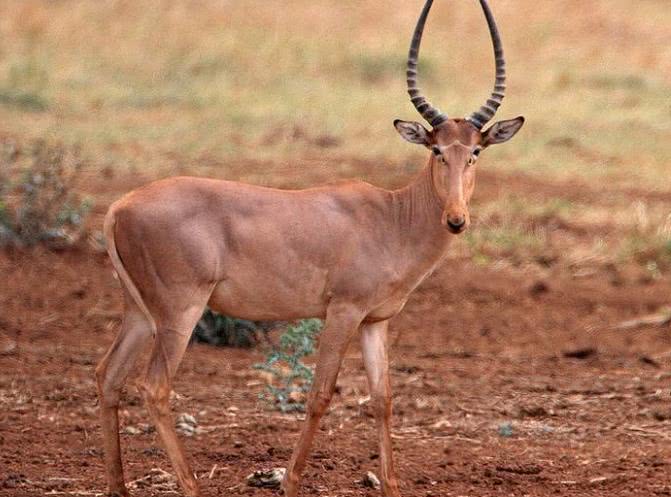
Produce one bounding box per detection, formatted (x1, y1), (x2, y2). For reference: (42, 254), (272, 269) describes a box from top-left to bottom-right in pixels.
(0, 139), (90, 248)
(254, 318), (323, 412)
(191, 308), (275, 348)
(190, 309), (323, 412)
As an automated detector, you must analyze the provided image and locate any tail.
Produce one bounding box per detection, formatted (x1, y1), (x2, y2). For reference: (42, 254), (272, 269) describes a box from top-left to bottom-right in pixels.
(103, 204), (157, 335)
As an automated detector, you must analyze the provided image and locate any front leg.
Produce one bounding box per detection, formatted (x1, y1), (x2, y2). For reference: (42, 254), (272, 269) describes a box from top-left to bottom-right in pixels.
(283, 302), (365, 497)
(361, 320), (401, 497)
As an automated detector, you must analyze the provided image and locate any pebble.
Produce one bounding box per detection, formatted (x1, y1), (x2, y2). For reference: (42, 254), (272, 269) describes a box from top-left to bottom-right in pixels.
(362, 471), (381, 489)
(175, 413), (198, 436)
(176, 413), (197, 426)
(175, 422), (196, 436)
(123, 425), (141, 435)
(246, 468), (286, 488)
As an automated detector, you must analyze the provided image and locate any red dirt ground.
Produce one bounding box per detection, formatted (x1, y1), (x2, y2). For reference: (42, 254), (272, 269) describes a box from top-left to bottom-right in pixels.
(1, 170), (671, 497)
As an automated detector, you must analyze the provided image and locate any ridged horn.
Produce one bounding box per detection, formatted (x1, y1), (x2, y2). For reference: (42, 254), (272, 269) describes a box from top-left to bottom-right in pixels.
(466, 0), (507, 130)
(406, 0), (449, 128)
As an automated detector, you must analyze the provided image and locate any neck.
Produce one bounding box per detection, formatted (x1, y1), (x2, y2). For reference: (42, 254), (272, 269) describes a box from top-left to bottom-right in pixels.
(391, 159), (452, 252)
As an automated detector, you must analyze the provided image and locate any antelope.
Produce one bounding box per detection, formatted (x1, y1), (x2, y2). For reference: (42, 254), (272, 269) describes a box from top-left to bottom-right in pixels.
(95, 1), (524, 496)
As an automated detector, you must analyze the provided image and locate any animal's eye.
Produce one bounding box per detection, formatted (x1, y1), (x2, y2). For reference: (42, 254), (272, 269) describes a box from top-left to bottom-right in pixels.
(431, 146), (441, 156)
(467, 147), (481, 166)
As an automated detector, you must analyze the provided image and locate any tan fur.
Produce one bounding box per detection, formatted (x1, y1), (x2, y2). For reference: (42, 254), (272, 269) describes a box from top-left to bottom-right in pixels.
(94, 118), (522, 497)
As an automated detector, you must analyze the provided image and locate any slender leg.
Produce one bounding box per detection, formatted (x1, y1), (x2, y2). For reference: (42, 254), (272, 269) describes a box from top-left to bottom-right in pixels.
(282, 303), (365, 497)
(361, 320), (401, 497)
(140, 301), (208, 497)
(95, 294), (153, 497)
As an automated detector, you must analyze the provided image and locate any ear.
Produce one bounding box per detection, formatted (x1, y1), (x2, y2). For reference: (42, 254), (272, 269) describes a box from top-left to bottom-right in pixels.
(393, 119), (432, 146)
(482, 116), (525, 146)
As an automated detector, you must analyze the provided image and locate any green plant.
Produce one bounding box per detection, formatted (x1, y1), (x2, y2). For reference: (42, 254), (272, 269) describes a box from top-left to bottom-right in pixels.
(0, 139), (91, 248)
(254, 319), (323, 412)
(191, 308), (267, 348)
(0, 56), (50, 112)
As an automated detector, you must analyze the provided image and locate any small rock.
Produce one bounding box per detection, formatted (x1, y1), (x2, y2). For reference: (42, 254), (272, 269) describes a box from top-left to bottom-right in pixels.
(175, 413), (198, 436)
(246, 468), (286, 488)
(124, 426), (141, 435)
(138, 423), (155, 434)
(431, 418), (452, 430)
(0, 334), (16, 356)
(176, 413), (197, 426)
(176, 422), (196, 436)
(362, 471), (381, 489)
(142, 447), (163, 456)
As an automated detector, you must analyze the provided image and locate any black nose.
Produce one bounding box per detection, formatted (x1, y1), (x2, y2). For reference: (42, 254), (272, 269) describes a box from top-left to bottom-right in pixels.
(447, 218), (466, 231)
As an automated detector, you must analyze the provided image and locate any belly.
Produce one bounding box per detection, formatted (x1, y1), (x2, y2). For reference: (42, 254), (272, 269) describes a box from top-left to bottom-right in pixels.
(208, 270), (329, 321)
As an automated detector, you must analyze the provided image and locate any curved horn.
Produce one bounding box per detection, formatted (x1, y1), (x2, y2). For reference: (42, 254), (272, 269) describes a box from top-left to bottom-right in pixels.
(466, 0), (506, 130)
(406, 0), (448, 128)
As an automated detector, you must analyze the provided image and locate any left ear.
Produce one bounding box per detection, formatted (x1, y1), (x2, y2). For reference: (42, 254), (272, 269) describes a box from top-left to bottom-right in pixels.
(481, 116), (525, 147)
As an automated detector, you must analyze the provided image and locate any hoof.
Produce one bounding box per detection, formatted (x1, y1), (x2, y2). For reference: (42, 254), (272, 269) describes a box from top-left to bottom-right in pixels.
(107, 491), (130, 497)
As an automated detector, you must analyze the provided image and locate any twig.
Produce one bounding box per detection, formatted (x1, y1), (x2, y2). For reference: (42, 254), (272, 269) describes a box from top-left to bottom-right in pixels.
(613, 311), (671, 331)
(455, 403), (486, 415)
(44, 491), (105, 496)
(208, 464), (219, 479)
(625, 425), (671, 440)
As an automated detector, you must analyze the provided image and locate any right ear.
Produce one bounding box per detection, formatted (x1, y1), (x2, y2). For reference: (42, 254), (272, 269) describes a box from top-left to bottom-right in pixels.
(394, 119), (432, 146)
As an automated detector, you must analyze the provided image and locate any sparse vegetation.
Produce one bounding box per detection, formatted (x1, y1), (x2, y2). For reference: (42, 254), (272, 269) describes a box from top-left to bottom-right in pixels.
(617, 207), (671, 272)
(0, 0), (670, 273)
(465, 224), (546, 265)
(0, 56), (50, 112)
(190, 309), (323, 411)
(254, 319), (323, 412)
(3, 3), (671, 495)
(0, 139), (91, 248)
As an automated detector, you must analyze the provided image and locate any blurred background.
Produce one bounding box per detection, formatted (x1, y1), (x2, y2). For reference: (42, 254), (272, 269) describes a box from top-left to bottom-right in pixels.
(1, 0), (670, 269)
(1, 1), (671, 496)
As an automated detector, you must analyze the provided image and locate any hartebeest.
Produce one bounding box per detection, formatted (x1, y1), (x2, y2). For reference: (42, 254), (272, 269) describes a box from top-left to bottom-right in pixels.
(95, 1), (524, 496)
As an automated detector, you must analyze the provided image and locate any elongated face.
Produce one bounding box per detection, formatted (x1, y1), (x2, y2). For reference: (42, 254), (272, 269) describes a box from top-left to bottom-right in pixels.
(428, 121), (481, 233)
(394, 116), (525, 234)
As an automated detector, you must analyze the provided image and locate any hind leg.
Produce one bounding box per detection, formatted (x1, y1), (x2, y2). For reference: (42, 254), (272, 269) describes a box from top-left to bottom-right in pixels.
(139, 296), (211, 497)
(95, 292), (153, 497)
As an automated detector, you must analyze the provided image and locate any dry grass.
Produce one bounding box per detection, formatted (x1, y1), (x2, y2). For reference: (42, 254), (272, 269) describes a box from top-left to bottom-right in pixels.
(0, 0), (669, 272)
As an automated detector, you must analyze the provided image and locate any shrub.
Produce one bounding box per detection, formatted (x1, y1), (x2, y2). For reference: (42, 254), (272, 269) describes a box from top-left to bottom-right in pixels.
(191, 308), (271, 348)
(254, 319), (323, 412)
(190, 309), (323, 412)
(0, 139), (91, 248)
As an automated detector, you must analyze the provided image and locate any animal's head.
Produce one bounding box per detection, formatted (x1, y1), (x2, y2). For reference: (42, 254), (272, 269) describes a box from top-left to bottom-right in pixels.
(394, 0), (524, 234)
